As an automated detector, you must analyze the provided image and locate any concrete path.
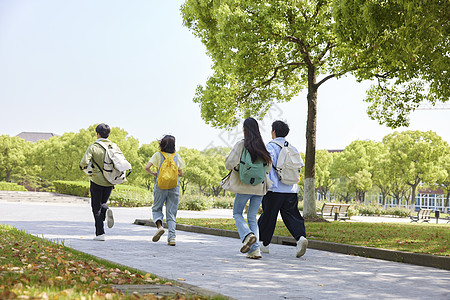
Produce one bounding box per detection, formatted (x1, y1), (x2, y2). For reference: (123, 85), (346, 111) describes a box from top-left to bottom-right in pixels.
(0, 193), (449, 299)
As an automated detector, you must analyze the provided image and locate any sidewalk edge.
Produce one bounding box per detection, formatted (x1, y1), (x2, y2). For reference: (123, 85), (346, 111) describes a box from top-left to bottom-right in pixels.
(134, 219), (450, 271)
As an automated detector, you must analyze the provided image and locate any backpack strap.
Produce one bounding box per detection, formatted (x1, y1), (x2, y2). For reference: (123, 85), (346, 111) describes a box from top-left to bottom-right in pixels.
(159, 152), (176, 168)
(270, 140), (288, 148)
(91, 141), (109, 172)
(269, 140), (288, 172)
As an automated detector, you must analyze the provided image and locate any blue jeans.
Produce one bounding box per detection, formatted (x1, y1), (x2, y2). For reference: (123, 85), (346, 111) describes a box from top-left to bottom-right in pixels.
(152, 185), (180, 241)
(233, 193), (263, 252)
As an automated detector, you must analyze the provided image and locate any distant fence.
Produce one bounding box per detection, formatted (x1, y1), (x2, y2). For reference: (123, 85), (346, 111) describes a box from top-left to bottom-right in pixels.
(316, 191), (449, 213)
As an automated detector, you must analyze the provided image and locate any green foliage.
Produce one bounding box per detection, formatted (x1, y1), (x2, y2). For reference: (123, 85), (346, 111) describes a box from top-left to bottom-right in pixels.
(383, 130), (449, 206)
(53, 180), (90, 197)
(0, 182), (27, 191)
(212, 196), (234, 209)
(334, 0), (450, 127)
(181, 0), (342, 128)
(178, 194), (214, 211)
(109, 188), (153, 207)
(0, 135), (32, 182)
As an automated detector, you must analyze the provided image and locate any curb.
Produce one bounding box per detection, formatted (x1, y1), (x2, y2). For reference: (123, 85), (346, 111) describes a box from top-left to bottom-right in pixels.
(134, 219), (450, 271)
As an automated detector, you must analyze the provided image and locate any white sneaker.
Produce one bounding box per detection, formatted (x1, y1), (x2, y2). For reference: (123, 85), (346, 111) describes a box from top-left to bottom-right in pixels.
(247, 248), (262, 259)
(260, 242), (270, 254)
(106, 209), (114, 228)
(152, 227), (165, 242)
(168, 238), (176, 246)
(93, 234), (105, 241)
(240, 233), (257, 253)
(296, 236), (308, 258)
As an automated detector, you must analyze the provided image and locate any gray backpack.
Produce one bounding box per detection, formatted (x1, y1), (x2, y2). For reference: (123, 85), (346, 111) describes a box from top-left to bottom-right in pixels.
(94, 141), (132, 184)
(271, 140), (304, 185)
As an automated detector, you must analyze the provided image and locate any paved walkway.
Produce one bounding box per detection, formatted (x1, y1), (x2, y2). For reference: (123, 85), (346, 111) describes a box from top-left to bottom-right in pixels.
(0, 193), (449, 299)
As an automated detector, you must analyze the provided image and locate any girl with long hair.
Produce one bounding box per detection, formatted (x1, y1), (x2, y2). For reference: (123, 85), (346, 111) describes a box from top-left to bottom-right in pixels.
(223, 117), (272, 259)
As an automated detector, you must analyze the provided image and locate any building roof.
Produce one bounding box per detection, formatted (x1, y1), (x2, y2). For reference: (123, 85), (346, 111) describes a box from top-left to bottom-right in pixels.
(16, 132), (58, 143)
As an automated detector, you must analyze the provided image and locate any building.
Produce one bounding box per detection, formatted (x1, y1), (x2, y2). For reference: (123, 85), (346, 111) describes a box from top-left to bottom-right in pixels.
(16, 132), (58, 143)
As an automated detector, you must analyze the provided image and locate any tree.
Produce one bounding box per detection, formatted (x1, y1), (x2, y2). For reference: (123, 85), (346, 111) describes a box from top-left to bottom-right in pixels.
(314, 150), (335, 200)
(331, 140), (382, 201)
(181, 1), (444, 217)
(371, 146), (393, 206)
(383, 130), (448, 209)
(0, 135), (32, 182)
(334, 0), (449, 127)
(137, 141), (160, 190)
(435, 149), (450, 213)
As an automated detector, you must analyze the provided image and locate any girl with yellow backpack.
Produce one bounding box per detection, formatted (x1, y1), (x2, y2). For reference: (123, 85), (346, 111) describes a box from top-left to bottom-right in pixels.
(145, 135), (184, 246)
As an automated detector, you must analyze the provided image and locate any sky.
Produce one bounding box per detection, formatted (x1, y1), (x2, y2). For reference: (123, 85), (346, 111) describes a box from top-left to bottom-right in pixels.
(1, 0), (449, 152)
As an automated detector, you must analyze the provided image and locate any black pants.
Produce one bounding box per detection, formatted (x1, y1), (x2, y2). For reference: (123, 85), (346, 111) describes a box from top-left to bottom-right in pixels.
(90, 181), (113, 236)
(258, 191), (306, 246)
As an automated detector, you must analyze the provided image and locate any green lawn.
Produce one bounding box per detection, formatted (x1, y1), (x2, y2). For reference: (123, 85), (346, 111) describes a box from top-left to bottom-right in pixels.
(176, 218), (450, 256)
(0, 224), (222, 299)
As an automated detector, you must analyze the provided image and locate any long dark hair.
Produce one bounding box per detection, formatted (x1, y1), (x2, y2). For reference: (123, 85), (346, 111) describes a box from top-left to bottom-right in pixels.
(243, 118), (271, 164)
(159, 135), (176, 153)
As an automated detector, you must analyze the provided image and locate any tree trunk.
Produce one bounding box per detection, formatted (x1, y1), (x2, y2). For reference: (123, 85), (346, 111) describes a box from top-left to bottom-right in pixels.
(303, 66), (318, 218)
(445, 191), (449, 214)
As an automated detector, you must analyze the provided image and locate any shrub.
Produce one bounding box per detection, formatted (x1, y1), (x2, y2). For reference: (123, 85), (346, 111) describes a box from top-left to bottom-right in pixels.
(212, 196), (234, 209)
(355, 204), (384, 216)
(178, 194), (213, 211)
(53, 181), (90, 197)
(0, 182), (27, 191)
(109, 189), (153, 207)
(383, 206), (411, 218)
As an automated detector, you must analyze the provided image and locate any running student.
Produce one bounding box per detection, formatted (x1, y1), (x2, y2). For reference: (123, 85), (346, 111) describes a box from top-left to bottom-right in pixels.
(223, 118), (272, 259)
(145, 135), (184, 246)
(79, 123), (116, 241)
(258, 120), (308, 258)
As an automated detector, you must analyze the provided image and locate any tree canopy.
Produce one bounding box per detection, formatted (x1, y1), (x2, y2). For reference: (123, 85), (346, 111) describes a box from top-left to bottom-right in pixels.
(181, 0), (448, 217)
(334, 0), (449, 127)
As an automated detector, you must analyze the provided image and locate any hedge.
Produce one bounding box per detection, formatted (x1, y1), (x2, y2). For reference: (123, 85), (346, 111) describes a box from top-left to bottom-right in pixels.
(53, 181), (153, 207)
(0, 182), (27, 191)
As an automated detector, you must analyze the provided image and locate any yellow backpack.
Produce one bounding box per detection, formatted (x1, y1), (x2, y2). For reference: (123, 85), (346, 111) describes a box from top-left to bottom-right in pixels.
(157, 152), (178, 189)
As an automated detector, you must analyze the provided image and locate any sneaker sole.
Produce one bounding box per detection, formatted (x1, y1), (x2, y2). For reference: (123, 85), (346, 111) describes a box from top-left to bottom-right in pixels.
(168, 242), (176, 246)
(296, 239), (308, 258)
(152, 228), (165, 242)
(247, 255), (262, 259)
(240, 235), (257, 253)
(106, 210), (114, 228)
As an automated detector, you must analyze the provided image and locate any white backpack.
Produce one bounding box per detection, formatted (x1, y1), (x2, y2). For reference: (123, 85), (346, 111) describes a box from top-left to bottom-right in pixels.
(95, 141), (132, 184)
(271, 140), (304, 185)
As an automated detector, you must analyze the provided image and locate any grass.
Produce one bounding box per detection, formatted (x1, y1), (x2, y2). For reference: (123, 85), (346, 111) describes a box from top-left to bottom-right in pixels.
(176, 218), (450, 257)
(0, 224), (223, 299)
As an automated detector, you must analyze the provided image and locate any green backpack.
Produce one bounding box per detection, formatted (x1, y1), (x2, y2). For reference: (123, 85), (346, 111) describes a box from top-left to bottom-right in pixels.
(239, 149), (267, 186)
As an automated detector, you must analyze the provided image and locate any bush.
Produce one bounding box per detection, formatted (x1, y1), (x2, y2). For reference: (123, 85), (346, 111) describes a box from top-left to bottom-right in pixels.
(53, 181), (90, 197)
(383, 206), (411, 218)
(109, 188), (153, 207)
(212, 196), (234, 209)
(53, 181), (153, 207)
(355, 204), (384, 216)
(0, 182), (27, 191)
(178, 194), (213, 211)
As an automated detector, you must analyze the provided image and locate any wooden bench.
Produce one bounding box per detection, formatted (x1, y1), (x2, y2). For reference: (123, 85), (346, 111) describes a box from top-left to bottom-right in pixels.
(320, 203), (350, 221)
(409, 209), (432, 223)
